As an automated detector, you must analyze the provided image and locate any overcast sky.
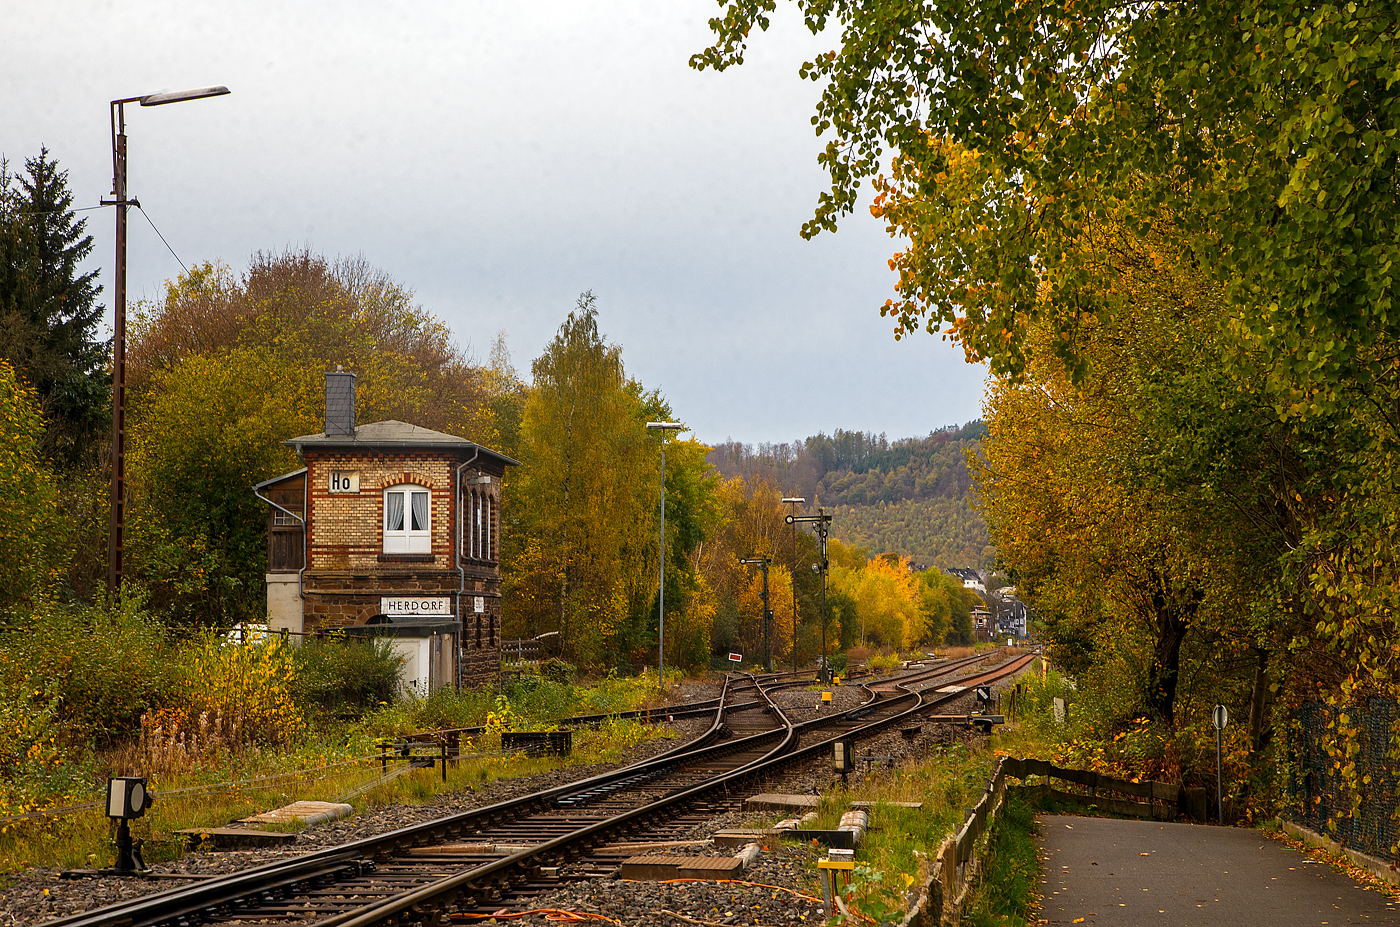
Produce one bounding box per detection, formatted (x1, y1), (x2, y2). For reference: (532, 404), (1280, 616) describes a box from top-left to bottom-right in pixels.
(2, 1), (988, 447)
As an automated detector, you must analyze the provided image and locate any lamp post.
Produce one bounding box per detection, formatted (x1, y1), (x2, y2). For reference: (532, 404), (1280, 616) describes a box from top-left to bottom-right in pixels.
(781, 497), (805, 672)
(787, 507), (832, 682)
(739, 556), (772, 672)
(105, 85), (229, 598)
(646, 422), (684, 691)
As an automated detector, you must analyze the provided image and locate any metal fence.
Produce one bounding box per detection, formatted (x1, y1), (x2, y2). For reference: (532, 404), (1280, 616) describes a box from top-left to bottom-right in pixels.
(1286, 698), (1400, 863)
(501, 638), (544, 668)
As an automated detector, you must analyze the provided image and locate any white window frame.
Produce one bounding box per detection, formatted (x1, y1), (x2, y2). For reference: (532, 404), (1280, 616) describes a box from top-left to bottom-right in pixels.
(384, 484), (431, 554)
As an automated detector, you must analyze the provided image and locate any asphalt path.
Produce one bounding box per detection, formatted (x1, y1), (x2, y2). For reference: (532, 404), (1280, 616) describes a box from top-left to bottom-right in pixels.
(1036, 815), (1397, 926)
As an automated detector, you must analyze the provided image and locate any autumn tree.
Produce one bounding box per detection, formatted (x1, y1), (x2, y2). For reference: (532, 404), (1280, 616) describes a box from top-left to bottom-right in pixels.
(831, 553), (923, 651)
(0, 361), (62, 605)
(695, 1), (1399, 410)
(974, 218), (1323, 735)
(696, 476), (828, 668)
(506, 295), (719, 672)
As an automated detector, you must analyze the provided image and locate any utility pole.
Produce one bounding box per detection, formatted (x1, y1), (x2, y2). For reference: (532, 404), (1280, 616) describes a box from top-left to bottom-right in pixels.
(787, 508), (832, 682)
(646, 422), (684, 691)
(739, 556), (773, 672)
(782, 497), (805, 673)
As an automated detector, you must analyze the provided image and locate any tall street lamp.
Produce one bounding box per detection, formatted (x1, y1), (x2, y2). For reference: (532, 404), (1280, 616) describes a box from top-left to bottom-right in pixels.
(781, 496), (805, 672)
(646, 421), (684, 691)
(787, 507), (833, 682)
(105, 85), (230, 597)
(739, 556), (772, 672)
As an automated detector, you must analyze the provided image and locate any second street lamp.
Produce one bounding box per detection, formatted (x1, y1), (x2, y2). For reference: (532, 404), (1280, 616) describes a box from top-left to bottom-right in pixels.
(646, 422), (684, 691)
(106, 84), (230, 598)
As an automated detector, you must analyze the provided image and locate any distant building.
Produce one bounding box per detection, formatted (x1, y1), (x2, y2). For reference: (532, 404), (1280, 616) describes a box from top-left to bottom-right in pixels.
(255, 369), (517, 692)
(945, 567), (986, 594)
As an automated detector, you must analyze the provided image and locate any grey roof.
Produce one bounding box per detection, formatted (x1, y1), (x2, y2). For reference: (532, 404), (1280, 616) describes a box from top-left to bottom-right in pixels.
(284, 420), (519, 466)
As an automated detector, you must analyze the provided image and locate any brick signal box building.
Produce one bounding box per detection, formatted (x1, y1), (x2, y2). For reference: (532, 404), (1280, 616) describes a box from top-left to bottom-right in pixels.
(256, 370), (516, 689)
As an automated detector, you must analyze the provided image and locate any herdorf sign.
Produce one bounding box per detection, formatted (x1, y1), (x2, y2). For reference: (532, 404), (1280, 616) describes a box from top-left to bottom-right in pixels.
(380, 597), (452, 617)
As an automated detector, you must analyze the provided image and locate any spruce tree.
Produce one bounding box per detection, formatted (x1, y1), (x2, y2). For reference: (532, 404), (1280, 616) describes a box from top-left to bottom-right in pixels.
(0, 148), (109, 467)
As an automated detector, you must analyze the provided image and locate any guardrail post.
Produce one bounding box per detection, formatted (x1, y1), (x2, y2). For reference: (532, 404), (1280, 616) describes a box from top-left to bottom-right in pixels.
(440, 740), (448, 782)
(379, 740), (388, 776)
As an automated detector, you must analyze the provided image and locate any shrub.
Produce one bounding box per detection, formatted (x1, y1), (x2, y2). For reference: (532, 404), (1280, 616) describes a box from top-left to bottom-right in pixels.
(539, 657), (576, 685)
(846, 645), (872, 669)
(170, 632), (304, 749)
(0, 668), (93, 814)
(364, 686), (497, 736)
(505, 674), (585, 720)
(868, 652), (902, 674)
(293, 634), (402, 719)
(578, 671), (653, 714)
(0, 592), (174, 744)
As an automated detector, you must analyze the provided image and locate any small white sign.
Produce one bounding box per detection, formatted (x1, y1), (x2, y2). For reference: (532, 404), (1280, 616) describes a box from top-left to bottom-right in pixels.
(474, 596), (485, 613)
(380, 597), (451, 617)
(328, 470), (360, 494)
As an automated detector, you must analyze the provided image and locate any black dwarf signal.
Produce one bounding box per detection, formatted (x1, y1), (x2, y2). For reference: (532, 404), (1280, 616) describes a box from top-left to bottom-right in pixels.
(107, 776), (154, 874)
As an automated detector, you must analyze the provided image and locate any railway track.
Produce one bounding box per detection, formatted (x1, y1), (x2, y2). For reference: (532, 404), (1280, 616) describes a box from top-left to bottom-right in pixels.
(45, 650), (1034, 927)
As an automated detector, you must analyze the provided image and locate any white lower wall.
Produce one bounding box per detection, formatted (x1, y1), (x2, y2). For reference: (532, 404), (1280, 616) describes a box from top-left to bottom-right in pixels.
(265, 574), (304, 643)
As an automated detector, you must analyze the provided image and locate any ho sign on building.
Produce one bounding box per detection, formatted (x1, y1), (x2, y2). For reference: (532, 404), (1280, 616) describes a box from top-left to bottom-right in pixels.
(381, 597), (452, 618)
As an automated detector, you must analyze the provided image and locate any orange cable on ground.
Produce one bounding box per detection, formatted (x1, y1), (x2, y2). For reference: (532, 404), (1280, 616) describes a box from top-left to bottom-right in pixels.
(621, 878), (822, 903)
(451, 909), (624, 925)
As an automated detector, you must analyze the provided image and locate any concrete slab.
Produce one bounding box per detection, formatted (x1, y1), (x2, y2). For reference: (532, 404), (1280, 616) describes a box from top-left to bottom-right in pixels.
(744, 793), (821, 812)
(1037, 814), (1397, 925)
(239, 800), (353, 827)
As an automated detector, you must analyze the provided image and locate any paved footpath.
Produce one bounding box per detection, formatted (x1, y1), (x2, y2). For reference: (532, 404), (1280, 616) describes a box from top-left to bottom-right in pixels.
(1036, 815), (1397, 926)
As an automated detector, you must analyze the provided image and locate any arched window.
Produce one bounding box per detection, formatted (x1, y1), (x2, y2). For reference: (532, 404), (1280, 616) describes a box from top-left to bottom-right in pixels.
(384, 484), (430, 553)
(483, 494), (492, 561)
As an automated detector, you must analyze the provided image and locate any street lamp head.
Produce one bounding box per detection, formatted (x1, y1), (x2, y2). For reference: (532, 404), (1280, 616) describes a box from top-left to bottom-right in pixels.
(645, 422), (684, 431)
(782, 497), (806, 504)
(140, 86), (231, 106)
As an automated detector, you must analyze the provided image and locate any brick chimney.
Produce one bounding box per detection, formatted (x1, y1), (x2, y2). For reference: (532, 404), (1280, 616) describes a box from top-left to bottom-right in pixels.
(325, 367), (356, 436)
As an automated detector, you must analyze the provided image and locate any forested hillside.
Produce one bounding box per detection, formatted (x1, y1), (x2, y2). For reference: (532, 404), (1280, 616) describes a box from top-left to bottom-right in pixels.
(706, 422), (991, 570)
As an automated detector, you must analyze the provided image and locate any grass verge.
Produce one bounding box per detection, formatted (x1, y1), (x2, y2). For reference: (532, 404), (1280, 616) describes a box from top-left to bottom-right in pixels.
(963, 793), (1041, 927)
(0, 714), (673, 872)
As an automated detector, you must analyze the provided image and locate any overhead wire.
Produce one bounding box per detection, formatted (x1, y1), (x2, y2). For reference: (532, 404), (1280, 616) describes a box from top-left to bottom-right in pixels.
(133, 202), (190, 276)
(7, 200), (190, 275)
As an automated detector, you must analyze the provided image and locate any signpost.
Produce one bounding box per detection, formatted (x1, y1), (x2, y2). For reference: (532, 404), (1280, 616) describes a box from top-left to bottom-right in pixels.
(728, 652), (742, 668)
(1212, 703), (1229, 825)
